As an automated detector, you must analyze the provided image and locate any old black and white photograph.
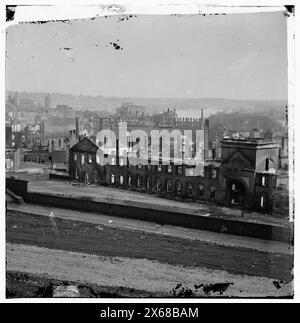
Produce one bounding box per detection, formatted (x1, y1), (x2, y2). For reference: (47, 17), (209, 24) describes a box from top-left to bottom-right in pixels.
(3, 1), (297, 303)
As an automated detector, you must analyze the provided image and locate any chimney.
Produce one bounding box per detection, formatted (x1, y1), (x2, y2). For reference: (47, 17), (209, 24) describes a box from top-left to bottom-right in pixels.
(205, 119), (209, 129)
(75, 117), (79, 139)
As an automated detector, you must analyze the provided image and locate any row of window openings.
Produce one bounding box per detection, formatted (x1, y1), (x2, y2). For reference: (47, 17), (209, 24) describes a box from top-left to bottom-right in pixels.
(74, 153), (93, 164)
(110, 174), (216, 198)
(230, 194), (267, 208)
(163, 158), (267, 174)
(77, 170), (265, 208)
(231, 178), (267, 190)
(73, 153), (217, 179)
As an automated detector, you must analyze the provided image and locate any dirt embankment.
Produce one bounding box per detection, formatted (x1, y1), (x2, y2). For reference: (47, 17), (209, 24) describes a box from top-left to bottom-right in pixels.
(6, 210), (293, 281)
(7, 244), (293, 298)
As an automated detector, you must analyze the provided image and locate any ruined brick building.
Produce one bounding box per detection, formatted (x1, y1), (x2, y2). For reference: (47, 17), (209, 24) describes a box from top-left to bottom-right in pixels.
(69, 133), (289, 216)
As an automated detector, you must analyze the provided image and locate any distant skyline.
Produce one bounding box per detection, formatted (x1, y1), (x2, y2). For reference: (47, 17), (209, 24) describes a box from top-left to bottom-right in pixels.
(6, 11), (288, 100)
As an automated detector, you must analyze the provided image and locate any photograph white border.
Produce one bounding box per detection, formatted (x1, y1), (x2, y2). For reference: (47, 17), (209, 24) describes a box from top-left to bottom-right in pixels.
(0, 0), (297, 303)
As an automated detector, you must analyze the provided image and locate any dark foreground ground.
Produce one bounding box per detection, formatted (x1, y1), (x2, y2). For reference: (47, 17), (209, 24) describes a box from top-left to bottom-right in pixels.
(6, 271), (166, 298)
(6, 210), (293, 282)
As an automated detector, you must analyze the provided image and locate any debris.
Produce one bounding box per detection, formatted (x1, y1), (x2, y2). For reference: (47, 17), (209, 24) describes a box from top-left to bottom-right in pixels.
(49, 211), (59, 234)
(53, 285), (80, 298)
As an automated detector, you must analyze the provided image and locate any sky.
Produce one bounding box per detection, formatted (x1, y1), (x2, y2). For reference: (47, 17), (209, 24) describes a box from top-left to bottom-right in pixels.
(6, 11), (288, 100)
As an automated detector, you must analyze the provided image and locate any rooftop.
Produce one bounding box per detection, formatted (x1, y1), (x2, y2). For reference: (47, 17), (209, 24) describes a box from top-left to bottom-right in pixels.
(222, 137), (274, 144)
(221, 137), (280, 149)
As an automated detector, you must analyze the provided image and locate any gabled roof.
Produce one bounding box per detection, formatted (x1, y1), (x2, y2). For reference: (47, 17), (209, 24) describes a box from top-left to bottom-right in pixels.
(70, 136), (98, 153)
(222, 151), (254, 170)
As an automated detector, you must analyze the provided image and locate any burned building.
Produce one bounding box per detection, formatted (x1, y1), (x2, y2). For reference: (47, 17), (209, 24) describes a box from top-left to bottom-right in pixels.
(69, 134), (288, 216)
(218, 138), (284, 212)
(69, 136), (100, 183)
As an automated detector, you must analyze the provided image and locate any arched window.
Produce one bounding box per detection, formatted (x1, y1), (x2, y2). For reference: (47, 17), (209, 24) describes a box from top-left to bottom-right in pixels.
(110, 172), (115, 185)
(166, 179), (172, 193)
(74, 153), (78, 161)
(156, 178), (162, 191)
(265, 158), (269, 171)
(175, 181), (183, 195)
(146, 176), (152, 190)
(177, 166), (183, 175)
(259, 193), (268, 209)
(211, 169), (217, 179)
(167, 165), (173, 174)
(260, 195), (265, 208)
(85, 172), (89, 183)
(127, 174), (132, 187)
(81, 154), (85, 165)
(209, 186), (216, 199)
(136, 175), (143, 188)
(93, 171), (98, 183)
(198, 183), (204, 197)
(88, 154), (93, 164)
(119, 175), (124, 185)
(186, 182), (193, 197)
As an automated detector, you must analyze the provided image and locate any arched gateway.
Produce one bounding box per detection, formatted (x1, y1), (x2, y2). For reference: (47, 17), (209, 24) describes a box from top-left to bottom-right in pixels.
(227, 179), (246, 207)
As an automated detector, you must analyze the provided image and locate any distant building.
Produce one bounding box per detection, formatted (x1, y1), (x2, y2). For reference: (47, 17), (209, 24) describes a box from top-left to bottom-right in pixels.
(19, 98), (36, 111)
(14, 111), (37, 124)
(5, 148), (21, 170)
(45, 94), (51, 109)
(12, 131), (23, 149)
(45, 120), (79, 166)
(69, 137), (99, 183)
(116, 103), (146, 118)
(6, 123), (12, 149)
(157, 108), (178, 128)
(22, 145), (50, 164)
(51, 104), (76, 119)
(96, 107), (209, 158)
